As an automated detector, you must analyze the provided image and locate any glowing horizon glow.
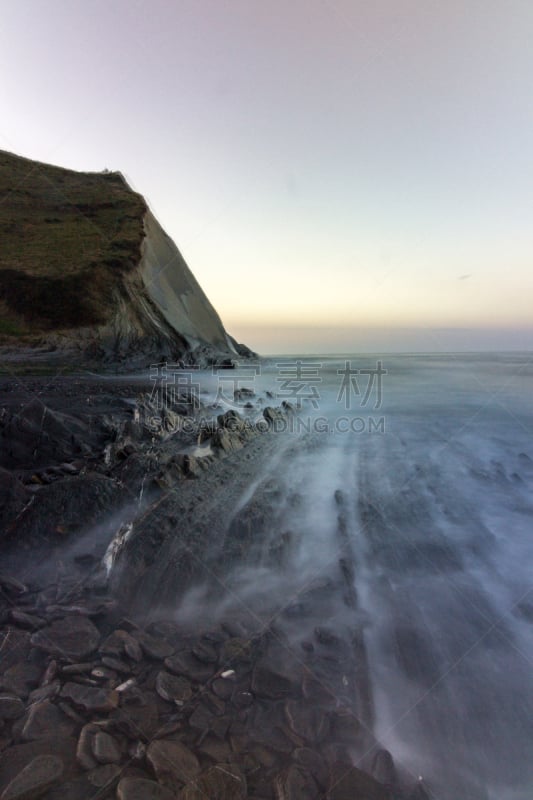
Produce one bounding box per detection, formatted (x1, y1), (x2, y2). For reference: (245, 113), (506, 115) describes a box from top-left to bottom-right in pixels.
(1, 1), (532, 353)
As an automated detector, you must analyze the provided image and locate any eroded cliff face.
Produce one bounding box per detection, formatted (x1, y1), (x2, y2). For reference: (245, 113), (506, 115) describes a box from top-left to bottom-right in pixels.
(0, 150), (249, 368)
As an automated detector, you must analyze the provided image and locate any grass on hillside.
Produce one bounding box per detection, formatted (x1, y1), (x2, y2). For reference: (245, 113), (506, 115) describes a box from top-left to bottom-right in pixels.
(0, 150), (147, 333)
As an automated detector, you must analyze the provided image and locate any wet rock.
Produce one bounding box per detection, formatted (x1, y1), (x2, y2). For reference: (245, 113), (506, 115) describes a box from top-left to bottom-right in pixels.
(100, 656), (131, 674)
(211, 678), (233, 700)
(76, 724), (98, 770)
(155, 672), (192, 705)
(188, 703), (213, 731)
(30, 617), (100, 660)
(328, 762), (390, 800)
(284, 700), (329, 743)
(164, 652), (214, 683)
(117, 777), (176, 800)
(8, 611), (45, 632)
(60, 683), (118, 713)
(0, 754), (63, 799)
(146, 739), (199, 790)
(21, 701), (75, 741)
(408, 781), (433, 800)
(133, 632), (174, 660)
(179, 763), (246, 800)
(371, 748), (397, 787)
(0, 736), (77, 793)
(0, 665), (41, 700)
(0, 696), (24, 721)
(191, 640), (218, 664)
(251, 665), (293, 700)
(292, 748), (328, 790)
(274, 764), (320, 799)
(92, 731), (121, 764)
(27, 682), (60, 705)
(0, 577), (27, 598)
(86, 763), (121, 788)
(330, 707), (364, 746)
(220, 638), (253, 666)
(0, 630), (31, 673)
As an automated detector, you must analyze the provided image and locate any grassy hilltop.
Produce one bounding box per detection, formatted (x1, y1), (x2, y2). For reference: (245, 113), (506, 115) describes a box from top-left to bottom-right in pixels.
(0, 150), (146, 339)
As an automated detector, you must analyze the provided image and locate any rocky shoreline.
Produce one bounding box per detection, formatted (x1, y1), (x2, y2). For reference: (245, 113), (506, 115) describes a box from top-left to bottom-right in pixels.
(0, 374), (432, 799)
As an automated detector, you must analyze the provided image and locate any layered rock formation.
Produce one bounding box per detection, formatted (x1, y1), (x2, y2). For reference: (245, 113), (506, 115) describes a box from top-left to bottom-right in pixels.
(0, 149), (250, 367)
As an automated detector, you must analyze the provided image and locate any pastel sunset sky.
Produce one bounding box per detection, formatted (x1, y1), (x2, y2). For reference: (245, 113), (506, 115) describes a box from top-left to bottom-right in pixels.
(2, 0), (532, 352)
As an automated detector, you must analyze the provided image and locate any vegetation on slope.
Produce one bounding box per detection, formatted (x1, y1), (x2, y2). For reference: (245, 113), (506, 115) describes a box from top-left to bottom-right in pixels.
(0, 150), (146, 337)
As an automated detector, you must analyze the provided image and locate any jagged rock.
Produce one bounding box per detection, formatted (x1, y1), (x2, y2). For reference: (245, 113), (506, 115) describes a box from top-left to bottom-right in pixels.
(146, 740), (199, 790)
(328, 762), (391, 800)
(30, 617), (100, 660)
(178, 763), (246, 800)
(155, 672), (192, 705)
(92, 731), (121, 764)
(0, 696), (24, 721)
(60, 683), (118, 713)
(0, 754), (63, 799)
(274, 764), (320, 799)
(21, 701), (75, 741)
(117, 777), (176, 800)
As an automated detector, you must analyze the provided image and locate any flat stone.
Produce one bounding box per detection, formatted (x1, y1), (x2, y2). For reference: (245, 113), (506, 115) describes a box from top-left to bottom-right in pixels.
(155, 672), (192, 705)
(117, 777), (176, 800)
(0, 696), (24, 721)
(179, 763), (247, 800)
(61, 682), (118, 713)
(0, 754), (63, 799)
(146, 740), (199, 790)
(92, 731), (121, 764)
(31, 617), (100, 660)
(21, 701), (75, 742)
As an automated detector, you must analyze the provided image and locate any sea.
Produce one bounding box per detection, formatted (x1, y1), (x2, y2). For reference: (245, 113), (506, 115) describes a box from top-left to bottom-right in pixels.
(194, 351), (533, 800)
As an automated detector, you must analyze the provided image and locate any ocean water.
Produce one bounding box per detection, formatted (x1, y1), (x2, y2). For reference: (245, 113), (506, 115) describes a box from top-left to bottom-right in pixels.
(201, 352), (533, 800)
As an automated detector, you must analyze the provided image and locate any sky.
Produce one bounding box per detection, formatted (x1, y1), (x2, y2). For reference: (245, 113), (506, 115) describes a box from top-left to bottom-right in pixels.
(1, 0), (532, 353)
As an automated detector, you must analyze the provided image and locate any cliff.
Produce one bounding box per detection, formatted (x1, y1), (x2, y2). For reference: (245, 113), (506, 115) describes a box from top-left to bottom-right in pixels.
(0, 149), (251, 367)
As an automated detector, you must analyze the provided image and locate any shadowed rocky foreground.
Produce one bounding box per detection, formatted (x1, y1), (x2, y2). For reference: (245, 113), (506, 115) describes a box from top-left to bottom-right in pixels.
(0, 373), (432, 800)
